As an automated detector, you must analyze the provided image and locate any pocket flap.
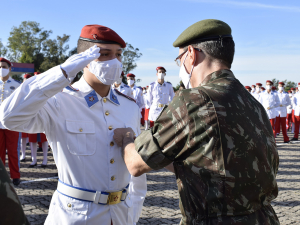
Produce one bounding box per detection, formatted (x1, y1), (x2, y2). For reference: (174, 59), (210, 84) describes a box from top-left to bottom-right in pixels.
(66, 120), (95, 134)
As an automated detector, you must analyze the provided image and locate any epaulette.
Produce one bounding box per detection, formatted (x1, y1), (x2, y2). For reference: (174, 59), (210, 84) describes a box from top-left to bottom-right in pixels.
(12, 79), (21, 84)
(124, 84), (129, 88)
(64, 85), (79, 92)
(138, 86), (142, 90)
(115, 89), (136, 103)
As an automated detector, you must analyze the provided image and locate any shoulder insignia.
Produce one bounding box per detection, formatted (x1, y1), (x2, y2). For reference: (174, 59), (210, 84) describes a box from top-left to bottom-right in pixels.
(115, 89), (136, 103)
(64, 85), (79, 92)
(12, 79), (21, 84)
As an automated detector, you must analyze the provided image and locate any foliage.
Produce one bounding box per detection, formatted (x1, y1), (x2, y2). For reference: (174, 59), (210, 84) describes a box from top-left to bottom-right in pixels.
(0, 39), (7, 57)
(122, 43), (142, 84)
(7, 21), (70, 73)
(271, 79), (296, 92)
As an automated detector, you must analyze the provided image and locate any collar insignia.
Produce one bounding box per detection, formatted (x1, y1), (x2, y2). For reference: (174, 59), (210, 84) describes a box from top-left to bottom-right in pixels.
(84, 90), (99, 108)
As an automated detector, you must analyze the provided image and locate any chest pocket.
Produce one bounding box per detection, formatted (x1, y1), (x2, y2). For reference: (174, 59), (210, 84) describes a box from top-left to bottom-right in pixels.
(66, 120), (96, 156)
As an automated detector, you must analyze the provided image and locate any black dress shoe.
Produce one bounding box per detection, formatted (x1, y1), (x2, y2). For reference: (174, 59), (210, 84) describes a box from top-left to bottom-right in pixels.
(12, 178), (21, 186)
(291, 137), (298, 141)
(284, 141), (290, 143)
(41, 164), (47, 168)
(28, 163), (37, 168)
(20, 158), (26, 162)
(37, 147), (43, 152)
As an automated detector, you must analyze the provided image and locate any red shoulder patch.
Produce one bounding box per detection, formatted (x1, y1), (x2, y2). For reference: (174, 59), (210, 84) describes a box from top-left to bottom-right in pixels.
(115, 89), (136, 103)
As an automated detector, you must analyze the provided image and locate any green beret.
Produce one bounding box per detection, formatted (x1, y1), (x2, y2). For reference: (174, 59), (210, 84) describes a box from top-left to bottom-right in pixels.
(173, 19), (232, 48)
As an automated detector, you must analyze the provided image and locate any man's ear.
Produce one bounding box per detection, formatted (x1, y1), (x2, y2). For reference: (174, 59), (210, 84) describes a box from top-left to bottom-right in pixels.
(187, 45), (196, 66)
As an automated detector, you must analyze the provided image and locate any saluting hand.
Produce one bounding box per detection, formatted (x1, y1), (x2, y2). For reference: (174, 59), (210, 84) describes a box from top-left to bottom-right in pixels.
(113, 128), (135, 148)
(61, 45), (100, 81)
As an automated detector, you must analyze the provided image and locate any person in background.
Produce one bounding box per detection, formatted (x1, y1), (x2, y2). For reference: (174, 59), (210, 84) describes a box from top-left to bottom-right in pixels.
(275, 82), (291, 143)
(0, 57), (21, 186)
(250, 84), (256, 94)
(253, 83), (262, 101)
(112, 71), (133, 98)
(143, 87), (150, 130)
(245, 86), (252, 93)
(286, 90), (293, 131)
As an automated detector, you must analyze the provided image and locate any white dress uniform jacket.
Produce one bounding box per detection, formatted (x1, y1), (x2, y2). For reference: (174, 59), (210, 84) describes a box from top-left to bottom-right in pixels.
(0, 78), (20, 129)
(143, 92), (150, 110)
(0, 66), (143, 225)
(293, 93), (300, 117)
(252, 91), (262, 102)
(147, 81), (174, 121)
(277, 91), (291, 117)
(259, 91), (280, 119)
(130, 85), (144, 109)
(287, 95), (293, 114)
(112, 82), (133, 98)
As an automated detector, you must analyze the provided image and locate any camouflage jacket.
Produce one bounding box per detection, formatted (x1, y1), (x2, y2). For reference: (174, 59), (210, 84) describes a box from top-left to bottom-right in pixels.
(135, 70), (279, 225)
(0, 160), (29, 225)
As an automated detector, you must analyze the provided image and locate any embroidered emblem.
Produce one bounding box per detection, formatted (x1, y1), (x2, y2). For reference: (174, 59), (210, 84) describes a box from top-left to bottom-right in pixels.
(89, 96), (95, 102)
(92, 34), (98, 39)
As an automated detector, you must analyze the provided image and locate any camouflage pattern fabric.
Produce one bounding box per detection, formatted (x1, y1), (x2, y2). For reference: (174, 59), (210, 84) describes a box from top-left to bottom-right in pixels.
(0, 160), (29, 225)
(135, 70), (280, 225)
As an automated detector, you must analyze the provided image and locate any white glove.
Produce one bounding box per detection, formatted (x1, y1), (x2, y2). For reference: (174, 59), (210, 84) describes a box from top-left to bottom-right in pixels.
(61, 45), (100, 81)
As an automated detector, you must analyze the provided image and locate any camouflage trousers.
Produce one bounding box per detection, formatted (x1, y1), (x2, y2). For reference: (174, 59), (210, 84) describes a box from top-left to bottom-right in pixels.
(180, 204), (280, 225)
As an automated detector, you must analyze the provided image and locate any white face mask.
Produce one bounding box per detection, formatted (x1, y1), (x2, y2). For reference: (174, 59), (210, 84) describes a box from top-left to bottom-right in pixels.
(0, 68), (9, 78)
(128, 79), (134, 86)
(89, 58), (123, 85)
(157, 72), (166, 80)
(289, 94), (292, 97)
(266, 85), (271, 90)
(278, 87), (284, 91)
(256, 87), (260, 92)
(179, 53), (195, 89)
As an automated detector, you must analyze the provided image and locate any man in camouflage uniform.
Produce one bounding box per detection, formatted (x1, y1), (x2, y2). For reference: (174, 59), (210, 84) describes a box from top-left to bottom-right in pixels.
(0, 160), (29, 225)
(113, 19), (279, 225)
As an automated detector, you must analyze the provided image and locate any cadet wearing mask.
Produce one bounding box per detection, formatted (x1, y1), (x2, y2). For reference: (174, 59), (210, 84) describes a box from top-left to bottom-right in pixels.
(245, 86), (251, 93)
(112, 71), (133, 98)
(286, 90), (293, 130)
(0, 57), (21, 186)
(113, 19), (280, 225)
(147, 67), (174, 128)
(275, 82), (291, 143)
(259, 80), (280, 138)
(291, 83), (300, 141)
(0, 25), (146, 225)
(252, 83), (262, 101)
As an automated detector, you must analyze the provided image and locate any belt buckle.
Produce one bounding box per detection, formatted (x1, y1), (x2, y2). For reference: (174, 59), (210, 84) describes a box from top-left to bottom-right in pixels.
(107, 191), (122, 205)
(158, 104), (164, 107)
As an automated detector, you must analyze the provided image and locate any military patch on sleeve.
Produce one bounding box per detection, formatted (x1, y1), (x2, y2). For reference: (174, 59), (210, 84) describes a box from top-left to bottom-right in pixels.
(115, 89), (136, 103)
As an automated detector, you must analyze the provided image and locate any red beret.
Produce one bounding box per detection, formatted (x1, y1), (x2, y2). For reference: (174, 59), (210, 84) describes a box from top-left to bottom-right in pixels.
(256, 83), (262, 86)
(298, 83), (300, 85)
(271, 86), (276, 90)
(34, 72), (41, 75)
(146, 86), (149, 87)
(288, 91), (292, 93)
(0, 57), (12, 67)
(79, 25), (126, 48)
(121, 71), (124, 76)
(291, 88), (295, 90)
(251, 85), (255, 87)
(296, 87), (299, 90)
(278, 82), (285, 85)
(261, 87), (265, 90)
(126, 73), (135, 78)
(24, 74), (32, 78)
(245, 86), (251, 89)
(266, 80), (273, 85)
(156, 67), (166, 72)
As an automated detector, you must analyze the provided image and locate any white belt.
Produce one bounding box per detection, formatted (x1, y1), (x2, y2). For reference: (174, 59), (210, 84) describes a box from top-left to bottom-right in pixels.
(57, 179), (129, 205)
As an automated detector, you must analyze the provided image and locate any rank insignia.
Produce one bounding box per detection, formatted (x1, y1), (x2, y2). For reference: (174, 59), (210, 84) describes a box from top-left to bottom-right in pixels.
(84, 90), (99, 107)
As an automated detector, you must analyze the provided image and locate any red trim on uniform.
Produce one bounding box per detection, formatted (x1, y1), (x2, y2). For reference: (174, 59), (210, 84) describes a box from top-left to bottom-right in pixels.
(144, 108), (150, 121)
(150, 121), (154, 128)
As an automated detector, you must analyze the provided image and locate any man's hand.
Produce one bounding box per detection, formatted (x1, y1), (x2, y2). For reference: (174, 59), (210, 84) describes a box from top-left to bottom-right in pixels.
(267, 107), (271, 110)
(61, 45), (100, 81)
(280, 104), (283, 107)
(113, 128), (135, 148)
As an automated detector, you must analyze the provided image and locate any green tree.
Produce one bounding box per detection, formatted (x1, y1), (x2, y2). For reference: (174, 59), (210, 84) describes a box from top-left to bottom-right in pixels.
(0, 39), (7, 57)
(7, 21), (70, 73)
(272, 79), (296, 92)
(122, 43), (142, 84)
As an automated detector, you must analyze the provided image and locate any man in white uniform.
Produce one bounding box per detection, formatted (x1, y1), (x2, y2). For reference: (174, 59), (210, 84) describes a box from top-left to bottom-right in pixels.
(259, 80), (280, 138)
(275, 82), (291, 143)
(147, 67), (175, 128)
(291, 87), (300, 141)
(112, 71), (133, 98)
(250, 84), (256, 94)
(286, 90), (293, 131)
(0, 25), (145, 225)
(0, 57), (21, 186)
(245, 86), (252, 93)
(252, 83), (262, 101)
(143, 87), (150, 130)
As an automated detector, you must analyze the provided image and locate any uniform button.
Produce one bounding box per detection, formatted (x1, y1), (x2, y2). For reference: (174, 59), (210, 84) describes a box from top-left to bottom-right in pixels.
(103, 98), (107, 103)
(108, 126), (113, 130)
(110, 159), (115, 164)
(79, 128), (83, 132)
(105, 111), (109, 116)
(67, 203), (72, 208)
(110, 142), (114, 146)
(111, 176), (115, 181)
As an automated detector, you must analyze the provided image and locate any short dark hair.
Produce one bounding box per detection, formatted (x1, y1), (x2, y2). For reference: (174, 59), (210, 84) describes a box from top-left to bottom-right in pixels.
(77, 39), (94, 53)
(184, 38), (235, 68)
